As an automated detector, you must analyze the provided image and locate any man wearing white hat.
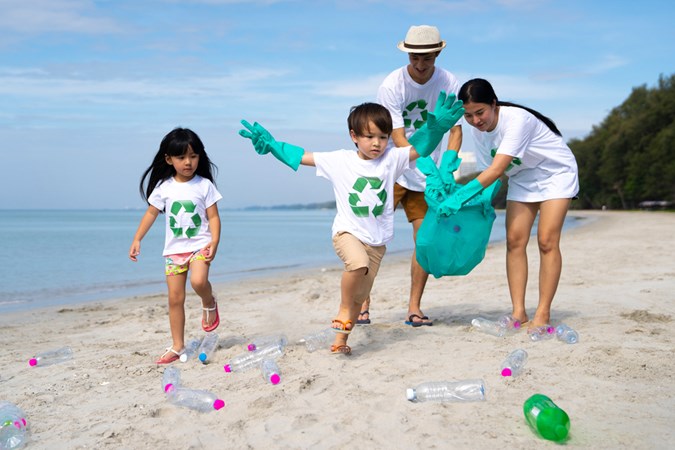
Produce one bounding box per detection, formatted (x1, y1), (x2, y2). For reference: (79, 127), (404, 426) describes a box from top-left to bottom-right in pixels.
(358, 25), (462, 327)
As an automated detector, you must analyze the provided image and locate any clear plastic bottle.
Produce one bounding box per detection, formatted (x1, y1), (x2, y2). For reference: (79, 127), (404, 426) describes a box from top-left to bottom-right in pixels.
(28, 346), (73, 367)
(500, 349), (528, 377)
(166, 387), (225, 412)
(223, 344), (284, 373)
(180, 338), (202, 362)
(247, 334), (288, 352)
(529, 325), (556, 342)
(298, 328), (334, 352)
(523, 394), (570, 442)
(497, 314), (522, 331)
(555, 324), (579, 344)
(471, 317), (506, 337)
(0, 401), (29, 450)
(198, 333), (219, 364)
(161, 366), (181, 393)
(406, 379), (486, 403)
(260, 358), (281, 385)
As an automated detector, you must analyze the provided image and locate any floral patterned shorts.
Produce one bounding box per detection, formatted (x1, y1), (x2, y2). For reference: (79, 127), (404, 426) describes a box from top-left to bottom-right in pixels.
(165, 250), (207, 276)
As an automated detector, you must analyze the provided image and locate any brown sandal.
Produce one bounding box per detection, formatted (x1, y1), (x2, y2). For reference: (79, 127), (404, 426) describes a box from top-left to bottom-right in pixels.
(331, 319), (353, 334)
(331, 344), (352, 355)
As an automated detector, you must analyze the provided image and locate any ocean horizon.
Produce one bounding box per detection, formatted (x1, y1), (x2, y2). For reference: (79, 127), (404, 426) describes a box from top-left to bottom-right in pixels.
(0, 208), (568, 314)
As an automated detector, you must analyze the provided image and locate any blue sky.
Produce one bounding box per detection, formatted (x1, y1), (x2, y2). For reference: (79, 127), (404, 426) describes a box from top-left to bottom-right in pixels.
(1, 0), (673, 209)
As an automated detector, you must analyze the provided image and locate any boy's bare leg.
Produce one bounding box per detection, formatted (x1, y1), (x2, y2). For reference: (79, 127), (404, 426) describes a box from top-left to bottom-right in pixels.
(333, 267), (371, 350)
(406, 218), (431, 324)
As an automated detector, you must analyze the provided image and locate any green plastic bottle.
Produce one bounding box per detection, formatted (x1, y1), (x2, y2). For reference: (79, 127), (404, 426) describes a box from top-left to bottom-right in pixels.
(523, 394), (570, 442)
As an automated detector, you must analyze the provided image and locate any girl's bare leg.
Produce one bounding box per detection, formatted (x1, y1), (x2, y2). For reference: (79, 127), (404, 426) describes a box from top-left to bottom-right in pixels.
(532, 198), (570, 327)
(505, 201), (538, 325)
(189, 260), (216, 328)
(165, 272), (188, 352)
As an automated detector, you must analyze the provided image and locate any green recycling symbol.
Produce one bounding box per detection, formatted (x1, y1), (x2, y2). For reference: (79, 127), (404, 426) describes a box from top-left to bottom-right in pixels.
(490, 148), (522, 172)
(169, 200), (201, 238)
(349, 177), (387, 218)
(402, 99), (429, 130)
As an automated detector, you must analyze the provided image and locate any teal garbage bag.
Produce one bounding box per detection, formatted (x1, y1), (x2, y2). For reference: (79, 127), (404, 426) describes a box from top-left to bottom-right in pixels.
(416, 153), (502, 277)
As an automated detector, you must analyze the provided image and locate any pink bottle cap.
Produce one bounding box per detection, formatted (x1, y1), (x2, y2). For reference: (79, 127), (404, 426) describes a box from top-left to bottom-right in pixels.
(29, 358), (37, 367)
(513, 321), (521, 329)
(213, 399), (225, 410)
(546, 326), (556, 334)
(224, 364), (232, 373)
(164, 383), (174, 393)
(247, 344), (256, 351)
(501, 368), (512, 377)
(270, 373), (281, 385)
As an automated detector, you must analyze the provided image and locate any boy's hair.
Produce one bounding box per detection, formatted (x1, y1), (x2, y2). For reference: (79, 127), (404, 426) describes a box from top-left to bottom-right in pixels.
(139, 127), (218, 203)
(347, 102), (393, 138)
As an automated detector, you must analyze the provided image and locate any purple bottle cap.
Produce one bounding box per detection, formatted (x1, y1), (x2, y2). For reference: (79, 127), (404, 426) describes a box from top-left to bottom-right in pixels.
(224, 364), (232, 373)
(247, 344), (256, 351)
(269, 373), (281, 385)
(29, 358), (38, 367)
(501, 368), (512, 377)
(213, 399), (225, 410)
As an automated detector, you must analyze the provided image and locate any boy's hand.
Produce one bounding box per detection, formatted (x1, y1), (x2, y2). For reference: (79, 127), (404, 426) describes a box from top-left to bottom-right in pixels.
(239, 120), (275, 155)
(238, 119), (304, 171)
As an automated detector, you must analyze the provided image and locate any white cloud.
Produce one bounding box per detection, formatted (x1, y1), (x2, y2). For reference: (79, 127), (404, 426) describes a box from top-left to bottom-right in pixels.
(0, 0), (122, 34)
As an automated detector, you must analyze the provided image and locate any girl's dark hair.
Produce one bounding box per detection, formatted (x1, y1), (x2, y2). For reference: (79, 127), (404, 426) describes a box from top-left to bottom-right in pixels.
(458, 78), (561, 136)
(347, 102), (393, 146)
(139, 127), (218, 203)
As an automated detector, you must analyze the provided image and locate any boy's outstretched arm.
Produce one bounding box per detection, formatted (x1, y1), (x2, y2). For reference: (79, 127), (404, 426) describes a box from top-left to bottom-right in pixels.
(408, 91), (464, 159)
(239, 120), (306, 170)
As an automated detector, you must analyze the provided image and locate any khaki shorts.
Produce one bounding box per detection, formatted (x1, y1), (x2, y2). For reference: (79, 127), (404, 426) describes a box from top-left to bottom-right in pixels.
(165, 249), (207, 276)
(394, 183), (428, 222)
(332, 232), (386, 275)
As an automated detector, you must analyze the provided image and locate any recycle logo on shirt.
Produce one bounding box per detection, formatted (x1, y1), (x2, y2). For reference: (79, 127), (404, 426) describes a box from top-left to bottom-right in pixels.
(349, 177), (387, 218)
(490, 148), (522, 172)
(169, 200), (201, 238)
(402, 99), (429, 130)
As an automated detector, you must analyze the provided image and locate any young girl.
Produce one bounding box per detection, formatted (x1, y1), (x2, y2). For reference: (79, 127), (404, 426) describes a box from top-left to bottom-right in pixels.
(239, 92), (463, 355)
(449, 78), (579, 330)
(129, 127), (222, 364)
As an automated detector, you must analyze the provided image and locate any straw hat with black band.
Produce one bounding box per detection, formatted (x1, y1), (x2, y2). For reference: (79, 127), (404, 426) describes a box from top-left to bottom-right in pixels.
(397, 25), (447, 54)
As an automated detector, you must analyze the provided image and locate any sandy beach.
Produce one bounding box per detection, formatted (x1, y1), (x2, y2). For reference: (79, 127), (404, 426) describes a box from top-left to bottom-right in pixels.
(1, 210), (673, 449)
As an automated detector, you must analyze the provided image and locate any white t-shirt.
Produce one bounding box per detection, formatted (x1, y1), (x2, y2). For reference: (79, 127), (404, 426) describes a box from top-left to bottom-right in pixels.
(314, 147), (413, 246)
(472, 106), (579, 202)
(148, 175), (223, 256)
(376, 66), (460, 191)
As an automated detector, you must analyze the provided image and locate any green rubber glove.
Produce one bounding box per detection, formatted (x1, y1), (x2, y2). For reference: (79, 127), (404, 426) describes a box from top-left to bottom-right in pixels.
(408, 91), (464, 157)
(239, 120), (304, 171)
(437, 178), (484, 217)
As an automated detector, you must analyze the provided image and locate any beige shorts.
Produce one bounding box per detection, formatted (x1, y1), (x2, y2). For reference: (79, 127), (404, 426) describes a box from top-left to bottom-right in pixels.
(165, 249), (207, 276)
(332, 232), (386, 275)
(394, 183), (428, 222)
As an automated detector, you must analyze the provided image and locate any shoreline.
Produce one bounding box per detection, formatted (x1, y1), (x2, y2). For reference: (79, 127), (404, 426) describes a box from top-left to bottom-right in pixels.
(1, 210), (673, 449)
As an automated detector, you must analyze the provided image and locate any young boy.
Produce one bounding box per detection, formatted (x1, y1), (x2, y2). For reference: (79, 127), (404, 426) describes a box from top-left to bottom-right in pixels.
(239, 92), (463, 354)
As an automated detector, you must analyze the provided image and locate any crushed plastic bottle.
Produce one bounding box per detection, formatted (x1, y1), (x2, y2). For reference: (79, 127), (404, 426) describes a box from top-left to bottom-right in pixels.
(497, 314), (522, 331)
(523, 394), (570, 442)
(166, 387), (225, 412)
(471, 317), (506, 337)
(198, 333), (219, 364)
(28, 346), (73, 367)
(180, 338), (202, 363)
(224, 344), (284, 373)
(247, 334), (288, 352)
(529, 325), (556, 342)
(500, 349), (528, 377)
(260, 358), (281, 385)
(0, 401), (29, 450)
(298, 328), (334, 353)
(555, 324), (579, 344)
(406, 379), (486, 403)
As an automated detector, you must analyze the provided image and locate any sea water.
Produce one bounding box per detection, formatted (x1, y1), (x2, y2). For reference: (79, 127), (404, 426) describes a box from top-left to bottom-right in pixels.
(0, 208), (544, 313)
